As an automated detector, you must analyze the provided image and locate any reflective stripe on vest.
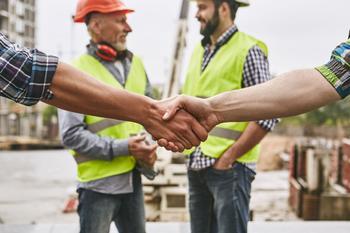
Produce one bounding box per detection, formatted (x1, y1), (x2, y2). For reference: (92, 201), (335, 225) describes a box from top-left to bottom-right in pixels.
(209, 127), (242, 141)
(74, 119), (126, 164)
(183, 31), (267, 162)
(195, 96), (243, 141)
(71, 54), (147, 182)
(87, 119), (124, 134)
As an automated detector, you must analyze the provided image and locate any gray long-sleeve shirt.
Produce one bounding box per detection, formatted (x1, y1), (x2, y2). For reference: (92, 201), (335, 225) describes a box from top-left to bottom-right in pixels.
(58, 43), (152, 194)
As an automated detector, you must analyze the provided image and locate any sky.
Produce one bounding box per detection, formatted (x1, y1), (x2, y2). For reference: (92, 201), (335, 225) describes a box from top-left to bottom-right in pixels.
(36, 0), (350, 85)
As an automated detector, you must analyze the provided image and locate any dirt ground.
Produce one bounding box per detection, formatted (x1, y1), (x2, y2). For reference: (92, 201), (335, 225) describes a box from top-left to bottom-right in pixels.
(258, 134), (295, 171)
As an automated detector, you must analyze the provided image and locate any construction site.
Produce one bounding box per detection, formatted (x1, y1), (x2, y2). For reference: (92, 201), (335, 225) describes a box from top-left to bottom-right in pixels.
(1, 136), (350, 232)
(1, 0), (350, 232)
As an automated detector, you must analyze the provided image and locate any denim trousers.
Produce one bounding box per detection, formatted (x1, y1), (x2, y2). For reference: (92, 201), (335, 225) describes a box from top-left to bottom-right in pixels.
(188, 162), (256, 233)
(77, 171), (146, 233)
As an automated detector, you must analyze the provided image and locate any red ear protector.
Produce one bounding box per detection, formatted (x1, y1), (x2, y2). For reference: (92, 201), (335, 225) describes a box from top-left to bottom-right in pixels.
(96, 43), (118, 62)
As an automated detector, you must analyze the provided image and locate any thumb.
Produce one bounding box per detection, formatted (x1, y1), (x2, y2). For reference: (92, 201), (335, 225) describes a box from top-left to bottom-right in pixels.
(162, 102), (181, 121)
(148, 144), (158, 152)
(133, 134), (146, 143)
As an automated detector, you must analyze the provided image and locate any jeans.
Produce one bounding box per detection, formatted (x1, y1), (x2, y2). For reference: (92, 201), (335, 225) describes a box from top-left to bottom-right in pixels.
(77, 170), (146, 233)
(188, 162), (256, 233)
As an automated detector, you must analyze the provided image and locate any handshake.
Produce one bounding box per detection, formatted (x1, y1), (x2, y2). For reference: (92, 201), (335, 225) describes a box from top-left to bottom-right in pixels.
(140, 95), (222, 152)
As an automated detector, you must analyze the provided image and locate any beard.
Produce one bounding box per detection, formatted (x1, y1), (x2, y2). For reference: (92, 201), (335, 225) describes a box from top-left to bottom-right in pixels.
(111, 41), (127, 52)
(199, 10), (220, 37)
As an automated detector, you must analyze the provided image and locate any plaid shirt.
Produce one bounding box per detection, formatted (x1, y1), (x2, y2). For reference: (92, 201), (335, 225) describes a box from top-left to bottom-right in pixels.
(316, 39), (350, 98)
(0, 33), (58, 106)
(188, 25), (278, 170)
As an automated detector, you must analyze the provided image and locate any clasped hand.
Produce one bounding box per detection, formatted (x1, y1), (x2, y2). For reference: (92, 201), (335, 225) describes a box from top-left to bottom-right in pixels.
(142, 95), (220, 152)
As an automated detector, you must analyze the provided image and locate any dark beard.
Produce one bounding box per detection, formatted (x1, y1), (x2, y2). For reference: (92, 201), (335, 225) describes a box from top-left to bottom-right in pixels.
(200, 10), (220, 38)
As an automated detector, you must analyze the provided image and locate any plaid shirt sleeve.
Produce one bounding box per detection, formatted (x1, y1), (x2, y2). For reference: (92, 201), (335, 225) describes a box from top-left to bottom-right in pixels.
(242, 45), (279, 131)
(315, 39), (350, 99)
(0, 33), (58, 106)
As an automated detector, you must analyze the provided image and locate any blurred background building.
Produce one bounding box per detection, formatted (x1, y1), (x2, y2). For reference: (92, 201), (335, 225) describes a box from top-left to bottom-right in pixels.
(0, 0), (36, 47)
(0, 0), (53, 139)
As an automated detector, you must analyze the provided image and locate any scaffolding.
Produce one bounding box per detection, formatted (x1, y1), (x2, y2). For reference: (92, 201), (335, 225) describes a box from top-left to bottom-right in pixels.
(162, 0), (189, 98)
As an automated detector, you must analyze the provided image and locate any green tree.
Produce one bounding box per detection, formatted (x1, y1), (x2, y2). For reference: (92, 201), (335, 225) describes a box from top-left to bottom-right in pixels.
(42, 105), (57, 126)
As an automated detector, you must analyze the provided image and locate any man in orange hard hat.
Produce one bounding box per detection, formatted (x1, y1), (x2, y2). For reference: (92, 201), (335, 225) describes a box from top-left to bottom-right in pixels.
(59, 1), (154, 232)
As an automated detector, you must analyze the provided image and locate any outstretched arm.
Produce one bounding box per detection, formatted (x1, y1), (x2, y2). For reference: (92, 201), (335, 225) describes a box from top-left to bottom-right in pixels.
(163, 69), (340, 128)
(43, 62), (207, 151)
(44, 62), (150, 122)
(209, 68), (340, 123)
(162, 39), (350, 134)
(207, 38), (350, 122)
(159, 68), (340, 150)
(0, 33), (207, 152)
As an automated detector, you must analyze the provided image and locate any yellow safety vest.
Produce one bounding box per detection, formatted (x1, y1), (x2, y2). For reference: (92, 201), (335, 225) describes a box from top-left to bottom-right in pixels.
(71, 54), (147, 182)
(183, 31), (268, 163)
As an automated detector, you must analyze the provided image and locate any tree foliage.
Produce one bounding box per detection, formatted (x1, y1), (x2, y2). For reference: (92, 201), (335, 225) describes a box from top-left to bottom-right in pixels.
(281, 98), (350, 126)
(42, 105), (57, 125)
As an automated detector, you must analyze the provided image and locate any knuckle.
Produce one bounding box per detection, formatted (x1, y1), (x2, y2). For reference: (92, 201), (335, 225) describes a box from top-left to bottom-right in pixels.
(179, 125), (189, 133)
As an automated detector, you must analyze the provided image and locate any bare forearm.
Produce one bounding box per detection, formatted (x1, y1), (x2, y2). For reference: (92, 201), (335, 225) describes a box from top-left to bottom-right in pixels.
(44, 62), (207, 151)
(43, 62), (151, 125)
(209, 69), (341, 123)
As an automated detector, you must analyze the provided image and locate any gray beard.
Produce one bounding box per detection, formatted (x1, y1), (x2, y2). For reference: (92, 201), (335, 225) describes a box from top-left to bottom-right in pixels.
(111, 42), (127, 52)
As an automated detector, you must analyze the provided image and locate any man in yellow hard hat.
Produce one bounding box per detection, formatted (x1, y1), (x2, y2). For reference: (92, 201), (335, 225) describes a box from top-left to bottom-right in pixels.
(180, 0), (277, 232)
(58, 1), (155, 232)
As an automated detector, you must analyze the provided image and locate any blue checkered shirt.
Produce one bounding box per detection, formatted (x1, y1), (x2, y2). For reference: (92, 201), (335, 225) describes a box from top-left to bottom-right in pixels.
(188, 25), (279, 171)
(0, 33), (58, 106)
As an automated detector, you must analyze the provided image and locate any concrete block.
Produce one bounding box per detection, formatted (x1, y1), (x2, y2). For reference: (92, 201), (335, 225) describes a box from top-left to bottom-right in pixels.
(143, 186), (155, 194)
(164, 164), (187, 178)
(142, 175), (168, 186)
(301, 193), (320, 220)
(160, 187), (188, 212)
(164, 164), (188, 185)
(320, 192), (350, 220)
(155, 148), (172, 171)
(306, 149), (321, 192)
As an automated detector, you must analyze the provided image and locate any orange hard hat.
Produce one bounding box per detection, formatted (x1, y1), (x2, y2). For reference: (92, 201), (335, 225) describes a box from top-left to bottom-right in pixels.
(73, 0), (134, 23)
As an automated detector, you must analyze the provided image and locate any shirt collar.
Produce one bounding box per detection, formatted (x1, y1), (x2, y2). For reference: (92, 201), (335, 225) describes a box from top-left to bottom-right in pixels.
(201, 24), (238, 48)
(87, 41), (99, 57)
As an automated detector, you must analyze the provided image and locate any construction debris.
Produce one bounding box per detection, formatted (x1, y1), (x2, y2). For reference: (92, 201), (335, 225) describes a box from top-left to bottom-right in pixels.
(142, 148), (189, 221)
(288, 137), (350, 220)
(62, 195), (78, 214)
